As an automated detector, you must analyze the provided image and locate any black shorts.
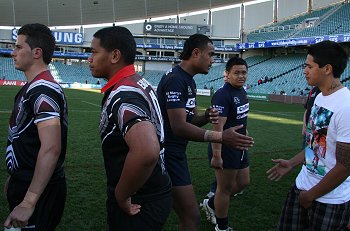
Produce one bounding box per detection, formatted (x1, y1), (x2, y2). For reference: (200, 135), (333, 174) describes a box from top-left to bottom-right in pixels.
(7, 177), (67, 231)
(208, 144), (249, 169)
(164, 150), (192, 186)
(106, 195), (172, 231)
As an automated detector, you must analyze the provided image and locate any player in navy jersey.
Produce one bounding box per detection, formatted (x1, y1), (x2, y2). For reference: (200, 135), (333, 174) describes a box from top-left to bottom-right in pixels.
(202, 57), (250, 231)
(157, 34), (254, 231)
(4, 23), (68, 230)
(88, 26), (172, 231)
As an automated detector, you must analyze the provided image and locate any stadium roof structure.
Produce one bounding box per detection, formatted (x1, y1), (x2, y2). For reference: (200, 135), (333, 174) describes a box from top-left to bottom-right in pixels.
(0, 0), (256, 27)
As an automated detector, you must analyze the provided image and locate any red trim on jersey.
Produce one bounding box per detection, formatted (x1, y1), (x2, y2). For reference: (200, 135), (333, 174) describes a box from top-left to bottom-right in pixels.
(101, 65), (136, 93)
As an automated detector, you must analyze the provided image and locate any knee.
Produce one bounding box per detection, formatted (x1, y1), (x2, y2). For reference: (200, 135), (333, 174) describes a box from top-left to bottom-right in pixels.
(239, 178), (250, 190)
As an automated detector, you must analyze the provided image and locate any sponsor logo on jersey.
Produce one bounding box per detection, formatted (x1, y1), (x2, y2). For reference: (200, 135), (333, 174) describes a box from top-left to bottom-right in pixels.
(166, 91), (181, 102)
(234, 97), (240, 104)
(188, 86), (192, 95)
(237, 103), (249, 114)
(186, 97), (196, 108)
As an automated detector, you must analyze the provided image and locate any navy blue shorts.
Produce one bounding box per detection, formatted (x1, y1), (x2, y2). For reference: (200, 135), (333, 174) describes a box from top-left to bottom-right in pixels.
(208, 144), (249, 169)
(164, 150), (192, 186)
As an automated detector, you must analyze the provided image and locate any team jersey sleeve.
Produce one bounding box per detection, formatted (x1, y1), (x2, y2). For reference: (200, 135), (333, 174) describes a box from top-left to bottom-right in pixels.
(335, 105), (350, 143)
(111, 91), (152, 137)
(163, 74), (188, 109)
(211, 88), (229, 117)
(29, 85), (63, 124)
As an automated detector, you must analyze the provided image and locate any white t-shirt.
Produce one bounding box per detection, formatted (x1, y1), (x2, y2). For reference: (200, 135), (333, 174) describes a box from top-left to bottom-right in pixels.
(296, 87), (350, 204)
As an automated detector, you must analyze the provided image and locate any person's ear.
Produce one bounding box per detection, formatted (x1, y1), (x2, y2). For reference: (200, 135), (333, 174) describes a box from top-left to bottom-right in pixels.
(111, 49), (121, 64)
(32, 48), (42, 59)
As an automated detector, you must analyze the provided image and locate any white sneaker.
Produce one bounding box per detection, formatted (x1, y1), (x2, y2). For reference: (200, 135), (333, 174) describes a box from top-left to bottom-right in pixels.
(206, 191), (215, 198)
(233, 190), (244, 197)
(214, 224), (234, 231)
(202, 198), (216, 225)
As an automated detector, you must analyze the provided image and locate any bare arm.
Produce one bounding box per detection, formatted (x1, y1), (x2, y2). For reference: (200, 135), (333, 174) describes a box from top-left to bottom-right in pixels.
(4, 118), (61, 228)
(210, 117), (227, 169)
(191, 107), (219, 127)
(115, 121), (160, 215)
(299, 142), (350, 208)
(168, 108), (211, 142)
(168, 108), (253, 149)
(267, 149), (305, 181)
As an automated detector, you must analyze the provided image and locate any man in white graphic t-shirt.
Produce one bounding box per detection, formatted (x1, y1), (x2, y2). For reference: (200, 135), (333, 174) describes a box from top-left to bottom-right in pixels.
(267, 40), (350, 230)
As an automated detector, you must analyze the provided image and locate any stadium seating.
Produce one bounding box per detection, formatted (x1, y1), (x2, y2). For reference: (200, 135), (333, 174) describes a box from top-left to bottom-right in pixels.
(246, 3), (348, 42)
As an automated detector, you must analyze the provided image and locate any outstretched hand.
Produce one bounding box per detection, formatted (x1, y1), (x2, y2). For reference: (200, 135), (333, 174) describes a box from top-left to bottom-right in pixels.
(222, 125), (254, 149)
(266, 159), (293, 181)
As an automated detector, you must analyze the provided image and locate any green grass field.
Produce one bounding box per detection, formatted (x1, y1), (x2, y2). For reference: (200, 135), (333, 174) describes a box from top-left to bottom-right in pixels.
(0, 86), (305, 230)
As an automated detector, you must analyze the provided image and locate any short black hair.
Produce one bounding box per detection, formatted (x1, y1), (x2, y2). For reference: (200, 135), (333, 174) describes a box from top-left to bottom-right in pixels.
(307, 40), (348, 78)
(179, 34), (213, 60)
(18, 23), (55, 65)
(93, 26), (136, 65)
(225, 57), (248, 71)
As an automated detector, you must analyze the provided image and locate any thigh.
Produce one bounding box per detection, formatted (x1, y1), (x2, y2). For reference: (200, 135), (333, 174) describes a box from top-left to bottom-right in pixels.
(28, 179), (67, 231)
(7, 178), (28, 212)
(215, 169), (238, 192)
(164, 151), (191, 186)
(221, 149), (249, 169)
(7, 178), (67, 231)
(172, 185), (200, 219)
(107, 196), (172, 231)
(277, 184), (309, 231)
(309, 200), (350, 231)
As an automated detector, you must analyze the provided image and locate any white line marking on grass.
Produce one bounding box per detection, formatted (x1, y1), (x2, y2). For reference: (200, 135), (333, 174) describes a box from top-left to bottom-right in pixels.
(81, 100), (100, 107)
(0, 110), (11, 113)
(251, 110), (303, 117)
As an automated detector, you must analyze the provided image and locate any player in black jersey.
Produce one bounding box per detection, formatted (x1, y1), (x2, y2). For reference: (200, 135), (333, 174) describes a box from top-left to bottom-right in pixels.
(4, 23), (68, 230)
(157, 34), (254, 231)
(88, 26), (172, 231)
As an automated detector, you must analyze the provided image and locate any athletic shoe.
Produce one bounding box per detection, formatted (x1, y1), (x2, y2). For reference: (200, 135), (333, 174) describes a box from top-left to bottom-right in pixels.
(233, 190), (244, 197)
(214, 224), (234, 231)
(202, 198), (216, 225)
(206, 191), (215, 199)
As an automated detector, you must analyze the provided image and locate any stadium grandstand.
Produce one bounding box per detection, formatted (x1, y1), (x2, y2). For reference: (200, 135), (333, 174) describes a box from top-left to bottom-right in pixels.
(1, 0), (350, 99)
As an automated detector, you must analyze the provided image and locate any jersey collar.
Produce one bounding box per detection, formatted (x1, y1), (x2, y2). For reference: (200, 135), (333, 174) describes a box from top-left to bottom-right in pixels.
(101, 64), (136, 93)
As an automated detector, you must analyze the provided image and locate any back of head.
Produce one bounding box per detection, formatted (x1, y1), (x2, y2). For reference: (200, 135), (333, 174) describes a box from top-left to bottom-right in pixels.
(93, 26), (136, 65)
(18, 23), (55, 65)
(225, 57), (248, 71)
(180, 34), (213, 60)
(307, 40), (348, 78)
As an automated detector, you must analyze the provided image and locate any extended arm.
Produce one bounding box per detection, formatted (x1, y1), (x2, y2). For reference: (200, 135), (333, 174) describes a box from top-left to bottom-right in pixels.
(191, 107), (218, 127)
(168, 108), (253, 149)
(267, 149), (305, 181)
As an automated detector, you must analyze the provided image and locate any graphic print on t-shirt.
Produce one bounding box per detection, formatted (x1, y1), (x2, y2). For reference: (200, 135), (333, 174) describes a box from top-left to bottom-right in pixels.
(305, 104), (333, 176)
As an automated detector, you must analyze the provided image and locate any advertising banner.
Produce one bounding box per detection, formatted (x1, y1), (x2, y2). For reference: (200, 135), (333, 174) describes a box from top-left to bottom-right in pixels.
(144, 22), (210, 36)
